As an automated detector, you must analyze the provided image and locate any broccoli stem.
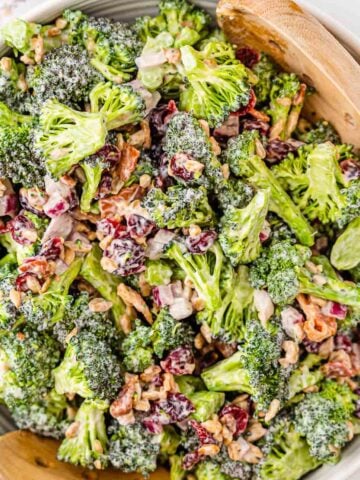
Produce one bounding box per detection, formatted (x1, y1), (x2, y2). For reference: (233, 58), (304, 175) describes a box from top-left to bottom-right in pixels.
(80, 161), (103, 213)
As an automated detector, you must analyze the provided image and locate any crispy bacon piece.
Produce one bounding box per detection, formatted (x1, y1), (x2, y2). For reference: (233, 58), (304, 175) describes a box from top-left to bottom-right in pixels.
(117, 143), (140, 182)
(297, 294), (337, 342)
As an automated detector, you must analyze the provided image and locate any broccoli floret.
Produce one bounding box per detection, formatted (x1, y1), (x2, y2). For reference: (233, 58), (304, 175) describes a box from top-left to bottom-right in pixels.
(80, 244), (125, 328)
(273, 143), (346, 224)
(215, 177), (254, 210)
(0, 326), (61, 405)
(202, 320), (285, 410)
(133, 15), (167, 43)
(175, 375), (205, 395)
(268, 73), (305, 140)
(151, 308), (195, 358)
(58, 398), (109, 469)
(145, 259), (173, 286)
(9, 389), (70, 439)
(53, 292), (122, 349)
(121, 320), (154, 372)
(331, 217), (360, 270)
(0, 211), (48, 265)
(143, 185), (215, 229)
(90, 82), (145, 130)
(179, 45), (252, 127)
(0, 18), (64, 61)
(223, 131), (314, 246)
(63, 10), (142, 83)
(36, 99), (107, 178)
(198, 265), (253, 341)
(167, 241), (224, 311)
(0, 259), (19, 329)
(188, 391), (225, 422)
(54, 330), (122, 401)
(196, 461), (233, 480)
(294, 380), (356, 462)
(214, 445), (253, 479)
(159, 425), (181, 460)
(219, 190), (270, 266)
(80, 153), (107, 213)
(252, 53), (278, 104)
(296, 119), (340, 144)
(108, 420), (160, 475)
(0, 57), (29, 112)
(26, 45), (103, 114)
(337, 180), (360, 228)
(287, 354), (324, 400)
(199, 38), (238, 66)
(170, 454), (187, 480)
(258, 415), (322, 480)
(20, 258), (83, 330)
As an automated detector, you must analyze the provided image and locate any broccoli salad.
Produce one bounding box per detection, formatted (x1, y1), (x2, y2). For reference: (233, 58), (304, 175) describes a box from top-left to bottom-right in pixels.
(0, 1), (360, 479)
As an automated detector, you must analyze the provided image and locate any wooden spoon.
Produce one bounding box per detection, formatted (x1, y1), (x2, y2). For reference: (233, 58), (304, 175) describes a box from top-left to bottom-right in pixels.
(0, 431), (169, 480)
(217, 0), (360, 149)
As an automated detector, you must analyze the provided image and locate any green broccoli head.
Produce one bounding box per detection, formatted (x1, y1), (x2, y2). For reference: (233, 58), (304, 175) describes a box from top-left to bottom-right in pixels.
(273, 142), (346, 224)
(121, 320), (154, 372)
(151, 308), (195, 358)
(0, 57), (29, 112)
(222, 131), (314, 246)
(296, 120), (340, 144)
(195, 461), (233, 480)
(20, 258), (83, 331)
(337, 180), (360, 229)
(179, 45), (252, 127)
(80, 154), (106, 213)
(90, 82), (145, 130)
(9, 389), (70, 439)
(219, 189), (270, 266)
(36, 99), (107, 178)
(145, 259), (173, 286)
(159, 426), (181, 461)
(258, 415), (322, 480)
(199, 37), (238, 66)
(252, 53), (278, 104)
(54, 330), (123, 401)
(1, 326), (61, 405)
(58, 398), (109, 469)
(143, 185), (215, 229)
(188, 391), (225, 422)
(133, 15), (167, 43)
(268, 72), (305, 140)
(0, 261), (19, 330)
(27, 45), (103, 114)
(215, 177), (254, 211)
(108, 420), (160, 475)
(294, 380), (356, 462)
(167, 241), (224, 311)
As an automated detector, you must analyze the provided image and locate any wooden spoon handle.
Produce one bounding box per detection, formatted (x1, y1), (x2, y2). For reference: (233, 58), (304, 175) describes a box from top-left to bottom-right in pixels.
(0, 431), (169, 480)
(217, 0), (360, 148)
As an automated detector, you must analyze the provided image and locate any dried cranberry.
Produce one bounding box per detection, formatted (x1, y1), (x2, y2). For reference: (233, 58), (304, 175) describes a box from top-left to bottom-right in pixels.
(97, 172), (113, 199)
(15, 272), (35, 292)
(232, 89), (256, 117)
(219, 405), (249, 436)
(97, 144), (121, 166)
(1, 194), (18, 218)
(334, 334), (353, 353)
(97, 218), (121, 238)
(152, 285), (174, 307)
(160, 346), (196, 375)
(303, 338), (320, 354)
(241, 118), (270, 136)
(142, 417), (163, 434)
(340, 158), (360, 181)
(213, 116), (240, 138)
(127, 214), (155, 239)
(323, 361), (353, 378)
(236, 47), (260, 68)
(157, 393), (195, 422)
(185, 230), (217, 254)
(168, 152), (204, 182)
(151, 374), (164, 387)
(182, 450), (202, 470)
(104, 237), (146, 276)
(188, 419), (216, 445)
(266, 139), (298, 163)
(355, 388), (360, 396)
(8, 214), (37, 246)
(149, 100), (178, 139)
(39, 237), (63, 260)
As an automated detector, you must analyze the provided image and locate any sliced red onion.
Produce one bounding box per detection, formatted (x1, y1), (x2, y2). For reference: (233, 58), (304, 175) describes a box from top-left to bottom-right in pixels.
(259, 221), (271, 242)
(253, 290), (274, 326)
(145, 229), (177, 259)
(54, 259), (69, 275)
(135, 51), (167, 69)
(169, 297), (193, 320)
(42, 214), (73, 244)
(281, 306), (304, 341)
(340, 158), (360, 181)
(334, 334), (352, 353)
(153, 284), (174, 307)
(321, 301), (347, 320)
(170, 280), (183, 298)
(128, 80), (161, 116)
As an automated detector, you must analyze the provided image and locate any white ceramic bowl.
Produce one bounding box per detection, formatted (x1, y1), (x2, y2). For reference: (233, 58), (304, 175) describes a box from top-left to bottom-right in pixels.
(0, 1), (359, 479)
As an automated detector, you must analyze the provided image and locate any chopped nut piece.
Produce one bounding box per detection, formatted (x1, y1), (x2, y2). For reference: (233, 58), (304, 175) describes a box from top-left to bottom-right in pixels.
(55, 17), (68, 29)
(194, 333), (206, 350)
(202, 419), (223, 443)
(100, 256), (117, 273)
(200, 323), (213, 344)
(93, 439), (104, 454)
(163, 372), (179, 393)
(221, 163), (230, 180)
(0, 57), (12, 72)
(189, 224), (201, 237)
(242, 444), (264, 463)
(117, 283), (153, 324)
(279, 340), (299, 368)
(264, 399), (281, 423)
(139, 174), (152, 189)
(246, 421), (267, 442)
(9, 288), (22, 308)
(89, 298), (113, 313)
(198, 119), (210, 136)
(210, 136), (221, 155)
(198, 444), (220, 457)
(140, 365), (162, 383)
(65, 421), (80, 439)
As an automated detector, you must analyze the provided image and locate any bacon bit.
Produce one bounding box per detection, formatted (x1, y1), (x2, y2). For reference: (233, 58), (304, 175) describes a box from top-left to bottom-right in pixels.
(322, 349), (354, 378)
(116, 410), (136, 426)
(116, 143), (140, 182)
(297, 294), (337, 342)
(117, 283), (153, 324)
(128, 120), (151, 149)
(249, 108), (270, 122)
(110, 376), (137, 418)
(19, 257), (54, 278)
(99, 185), (144, 219)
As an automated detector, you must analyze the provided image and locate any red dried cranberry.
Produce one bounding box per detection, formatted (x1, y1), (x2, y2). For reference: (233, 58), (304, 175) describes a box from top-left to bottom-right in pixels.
(169, 153), (202, 182)
(340, 158), (360, 181)
(185, 230), (217, 254)
(266, 139), (298, 163)
(219, 405), (249, 436)
(188, 419), (216, 445)
(334, 334), (353, 353)
(160, 346), (196, 375)
(97, 172), (113, 199)
(39, 237), (63, 260)
(8, 214), (37, 246)
(232, 89), (256, 117)
(98, 144), (121, 166)
(182, 450), (202, 470)
(127, 214), (155, 239)
(236, 47), (260, 68)
(149, 100), (178, 139)
(15, 272), (35, 292)
(303, 338), (320, 354)
(104, 237), (146, 276)
(97, 218), (122, 238)
(1, 194), (18, 218)
(151, 374), (164, 387)
(155, 393), (194, 423)
(142, 417), (164, 434)
(241, 118), (270, 136)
